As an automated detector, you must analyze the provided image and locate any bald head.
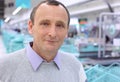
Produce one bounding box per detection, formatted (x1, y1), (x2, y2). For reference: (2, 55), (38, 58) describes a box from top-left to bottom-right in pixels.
(30, 0), (70, 26)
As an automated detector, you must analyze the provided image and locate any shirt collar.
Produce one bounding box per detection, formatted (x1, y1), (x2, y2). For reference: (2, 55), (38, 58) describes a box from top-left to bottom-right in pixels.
(26, 42), (61, 71)
(54, 52), (61, 70)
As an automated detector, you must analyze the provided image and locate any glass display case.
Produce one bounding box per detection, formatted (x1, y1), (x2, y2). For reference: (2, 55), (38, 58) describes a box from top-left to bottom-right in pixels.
(98, 13), (120, 58)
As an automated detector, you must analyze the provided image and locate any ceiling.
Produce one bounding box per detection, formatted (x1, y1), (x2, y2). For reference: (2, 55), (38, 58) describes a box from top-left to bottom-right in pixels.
(4, 0), (42, 19)
(2, 0), (120, 23)
(4, 0), (89, 18)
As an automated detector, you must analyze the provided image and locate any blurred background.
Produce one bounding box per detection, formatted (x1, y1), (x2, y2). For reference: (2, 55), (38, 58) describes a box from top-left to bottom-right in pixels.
(0, 0), (120, 82)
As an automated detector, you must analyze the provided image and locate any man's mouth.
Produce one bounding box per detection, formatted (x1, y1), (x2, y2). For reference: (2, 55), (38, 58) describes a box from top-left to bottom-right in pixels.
(46, 40), (57, 43)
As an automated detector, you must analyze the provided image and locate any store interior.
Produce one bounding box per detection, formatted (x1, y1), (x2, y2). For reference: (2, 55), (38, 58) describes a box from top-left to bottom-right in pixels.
(0, 0), (120, 82)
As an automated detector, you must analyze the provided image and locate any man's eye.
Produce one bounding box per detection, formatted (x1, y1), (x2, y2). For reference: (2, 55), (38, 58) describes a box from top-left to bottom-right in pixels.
(56, 24), (64, 28)
(42, 22), (49, 25)
(40, 22), (49, 26)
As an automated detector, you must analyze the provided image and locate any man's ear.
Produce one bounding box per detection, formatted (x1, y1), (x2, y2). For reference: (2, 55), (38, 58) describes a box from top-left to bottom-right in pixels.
(28, 20), (33, 34)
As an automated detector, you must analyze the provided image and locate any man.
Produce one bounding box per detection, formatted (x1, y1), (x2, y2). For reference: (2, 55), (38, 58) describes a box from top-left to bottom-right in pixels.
(0, 0), (87, 82)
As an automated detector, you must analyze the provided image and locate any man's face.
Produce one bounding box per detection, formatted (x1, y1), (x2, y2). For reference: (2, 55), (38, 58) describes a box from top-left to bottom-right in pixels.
(28, 3), (69, 53)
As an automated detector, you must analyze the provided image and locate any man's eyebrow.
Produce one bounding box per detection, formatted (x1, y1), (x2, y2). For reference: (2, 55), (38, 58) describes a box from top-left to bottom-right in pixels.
(40, 19), (50, 22)
(56, 20), (66, 25)
(39, 19), (67, 26)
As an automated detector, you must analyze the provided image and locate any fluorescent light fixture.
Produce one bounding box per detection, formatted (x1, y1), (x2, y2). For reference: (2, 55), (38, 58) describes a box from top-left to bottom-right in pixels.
(4, 17), (10, 22)
(60, 0), (88, 6)
(12, 6), (22, 15)
(71, 3), (120, 15)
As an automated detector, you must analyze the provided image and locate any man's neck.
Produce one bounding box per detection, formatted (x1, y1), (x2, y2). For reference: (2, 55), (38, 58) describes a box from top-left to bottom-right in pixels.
(39, 51), (57, 62)
(31, 42), (58, 62)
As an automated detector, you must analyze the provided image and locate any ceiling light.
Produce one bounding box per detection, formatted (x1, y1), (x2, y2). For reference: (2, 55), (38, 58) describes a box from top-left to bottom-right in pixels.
(12, 6), (22, 15)
(4, 17), (10, 22)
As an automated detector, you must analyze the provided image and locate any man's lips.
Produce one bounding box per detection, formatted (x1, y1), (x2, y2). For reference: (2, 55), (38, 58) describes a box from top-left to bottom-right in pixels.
(46, 40), (58, 43)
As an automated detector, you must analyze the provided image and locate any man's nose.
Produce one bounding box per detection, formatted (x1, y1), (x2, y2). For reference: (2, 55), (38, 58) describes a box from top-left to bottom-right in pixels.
(48, 26), (57, 38)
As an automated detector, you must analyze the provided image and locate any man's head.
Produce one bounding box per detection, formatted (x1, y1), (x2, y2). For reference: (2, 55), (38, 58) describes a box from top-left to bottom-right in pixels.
(30, 0), (70, 26)
(28, 0), (70, 56)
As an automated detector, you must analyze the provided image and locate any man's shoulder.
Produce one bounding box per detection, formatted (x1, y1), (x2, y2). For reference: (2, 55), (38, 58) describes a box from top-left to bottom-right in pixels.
(0, 48), (26, 69)
(0, 48), (25, 60)
(0, 48), (26, 78)
(59, 51), (82, 66)
(59, 51), (78, 60)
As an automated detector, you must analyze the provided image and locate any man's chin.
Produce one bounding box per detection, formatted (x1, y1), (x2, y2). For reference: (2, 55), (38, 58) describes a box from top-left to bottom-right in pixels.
(45, 46), (59, 52)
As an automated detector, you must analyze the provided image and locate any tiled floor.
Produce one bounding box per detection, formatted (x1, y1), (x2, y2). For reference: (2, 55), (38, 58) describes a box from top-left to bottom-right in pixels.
(0, 35), (7, 57)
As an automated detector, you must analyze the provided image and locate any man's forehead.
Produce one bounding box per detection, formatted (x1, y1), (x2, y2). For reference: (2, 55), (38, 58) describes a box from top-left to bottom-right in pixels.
(38, 3), (65, 11)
